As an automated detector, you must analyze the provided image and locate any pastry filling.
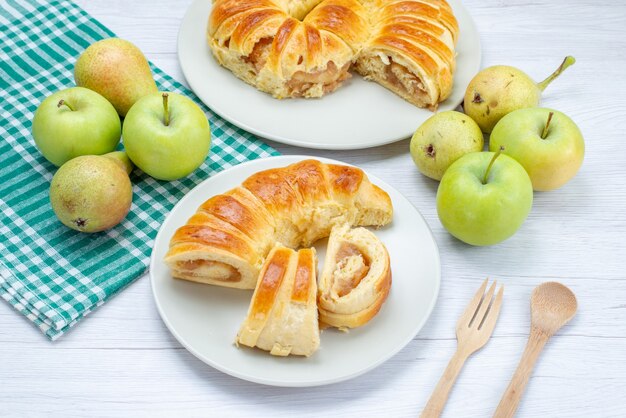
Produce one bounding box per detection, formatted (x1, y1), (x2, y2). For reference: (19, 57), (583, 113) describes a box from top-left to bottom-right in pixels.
(178, 260), (241, 282)
(384, 57), (427, 100)
(355, 53), (432, 107)
(286, 61), (352, 96)
(242, 37), (351, 96)
(243, 37), (273, 73)
(332, 242), (370, 297)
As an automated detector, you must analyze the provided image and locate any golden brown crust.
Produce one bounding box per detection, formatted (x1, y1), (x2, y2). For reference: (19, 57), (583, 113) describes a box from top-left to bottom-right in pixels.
(170, 224), (253, 258)
(199, 194), (259, 235)
(207, 0), (458, 107)
(285, 159), (331, 204)
(291, 248), (315, 303)
(304, 24), (323, 64)
(209, 0), (277, 37)
(325, 163), (363, 197)
(384, 23), (454, 65)
(242, 167), (304, 215)
(304, 0), (368, 51)
(271, 18), (298, 62)
(248, 247), (292, 317)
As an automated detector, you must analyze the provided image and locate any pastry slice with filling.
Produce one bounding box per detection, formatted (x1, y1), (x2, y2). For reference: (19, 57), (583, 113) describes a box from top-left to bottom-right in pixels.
(237, 244), (320, 356)
(317, 224), (391, 329)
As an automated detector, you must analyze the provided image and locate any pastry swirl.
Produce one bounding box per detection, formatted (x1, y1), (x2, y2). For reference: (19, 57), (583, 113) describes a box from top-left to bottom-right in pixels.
(317, 224), (391, 328)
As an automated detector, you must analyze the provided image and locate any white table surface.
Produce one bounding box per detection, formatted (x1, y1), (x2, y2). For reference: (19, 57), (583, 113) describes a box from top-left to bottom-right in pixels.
(2, 0), (625, 416)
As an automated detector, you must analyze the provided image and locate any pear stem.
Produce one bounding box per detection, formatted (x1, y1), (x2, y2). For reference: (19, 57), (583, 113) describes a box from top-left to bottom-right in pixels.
(541, 111), (554, 139)
(162, 93), (170, 126)
(483, 146), (505, 185)
(537, 56), (576, 92)
(57, 99), (74, 111)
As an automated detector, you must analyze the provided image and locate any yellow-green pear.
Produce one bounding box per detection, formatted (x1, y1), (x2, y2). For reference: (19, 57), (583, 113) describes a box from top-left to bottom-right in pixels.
(410, 111), (484, 181)
(463, 56), (575, 133)
(50, 152), (133, 232)
(74, 38), (157, 116)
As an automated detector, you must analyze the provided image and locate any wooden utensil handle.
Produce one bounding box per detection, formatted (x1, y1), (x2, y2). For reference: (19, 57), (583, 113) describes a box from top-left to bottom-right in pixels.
(493, 330), (549, 418)
(421, 349), (469, 418)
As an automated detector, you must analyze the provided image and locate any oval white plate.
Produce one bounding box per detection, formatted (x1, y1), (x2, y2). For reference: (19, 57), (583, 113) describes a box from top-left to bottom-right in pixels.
(150, 156), (440, 387)
(177, 0), (481, 149)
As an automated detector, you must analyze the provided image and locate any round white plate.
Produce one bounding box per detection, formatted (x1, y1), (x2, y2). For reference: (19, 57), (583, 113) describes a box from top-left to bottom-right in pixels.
(177, 0), (481, 149)
(150, 156), (440, 387)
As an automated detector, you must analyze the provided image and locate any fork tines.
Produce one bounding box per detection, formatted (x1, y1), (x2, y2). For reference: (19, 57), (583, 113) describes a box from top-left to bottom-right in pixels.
(460, 279), (504, 332)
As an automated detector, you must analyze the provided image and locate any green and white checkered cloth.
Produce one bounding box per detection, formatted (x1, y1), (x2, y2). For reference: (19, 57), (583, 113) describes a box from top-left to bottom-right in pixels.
(0, 0), (279, 340)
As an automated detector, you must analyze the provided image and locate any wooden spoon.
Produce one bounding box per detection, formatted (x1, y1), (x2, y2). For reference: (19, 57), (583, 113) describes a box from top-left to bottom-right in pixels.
(493, 282), (577, 418)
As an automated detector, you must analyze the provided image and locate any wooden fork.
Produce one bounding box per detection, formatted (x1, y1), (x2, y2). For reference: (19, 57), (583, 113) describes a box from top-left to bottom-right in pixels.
(420, 279), (504, 418)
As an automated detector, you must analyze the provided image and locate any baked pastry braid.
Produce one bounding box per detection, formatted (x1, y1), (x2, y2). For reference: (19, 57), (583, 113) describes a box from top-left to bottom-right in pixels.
(237, 245), (320, 356)
(207, 0), (459, 108)
(318, 224), (391, 328)
(164, 159), (392, 289)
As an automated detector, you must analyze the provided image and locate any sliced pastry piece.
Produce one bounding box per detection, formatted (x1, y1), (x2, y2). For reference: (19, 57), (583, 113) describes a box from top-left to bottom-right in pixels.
(165, 210), (264, 289)
(317, 224), (391, 328)
(237, 245), (320, 357)
(164, 187), (274, 289)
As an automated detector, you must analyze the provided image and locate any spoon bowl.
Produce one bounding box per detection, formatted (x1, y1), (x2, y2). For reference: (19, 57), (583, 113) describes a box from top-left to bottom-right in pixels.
(531, 281), (578, 335)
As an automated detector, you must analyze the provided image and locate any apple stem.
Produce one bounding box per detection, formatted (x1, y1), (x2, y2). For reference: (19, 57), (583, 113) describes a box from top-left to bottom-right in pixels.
(537, 56), (576, 92)
(483, 146), (505, 185)
(57, 99), (74, 111)
(162, 93), (170, 126)
(541, 111), (555, 139)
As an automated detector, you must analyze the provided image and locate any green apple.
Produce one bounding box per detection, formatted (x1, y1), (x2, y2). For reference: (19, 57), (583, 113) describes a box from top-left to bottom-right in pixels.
(489, 108), (585, 191)
(410, 111), (484, 181)
(437, 149), (533, 246)
(122, 92), (211, 181)
(32, 87), (121, 166)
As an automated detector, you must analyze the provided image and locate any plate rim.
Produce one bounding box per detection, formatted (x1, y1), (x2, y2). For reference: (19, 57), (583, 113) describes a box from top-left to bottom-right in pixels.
(176, 0), (482, 150)
(149, 155), (441, 387)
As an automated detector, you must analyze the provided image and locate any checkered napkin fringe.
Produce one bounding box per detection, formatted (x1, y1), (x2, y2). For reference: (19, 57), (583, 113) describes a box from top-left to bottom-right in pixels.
(0, 0), (278, 340)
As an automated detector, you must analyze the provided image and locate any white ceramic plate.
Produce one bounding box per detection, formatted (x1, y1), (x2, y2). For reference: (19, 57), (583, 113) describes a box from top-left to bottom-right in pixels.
(150, 156), (440, 387)
(177, 0), (481, 149)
